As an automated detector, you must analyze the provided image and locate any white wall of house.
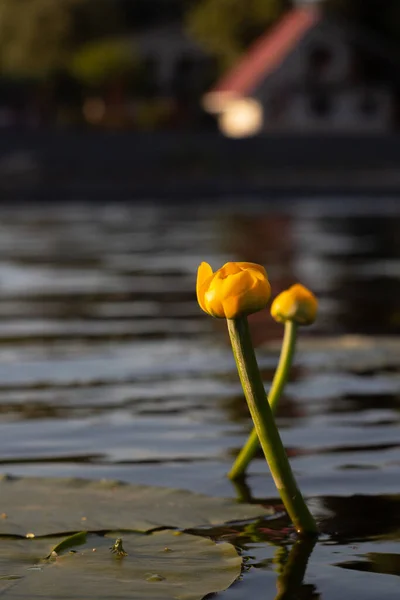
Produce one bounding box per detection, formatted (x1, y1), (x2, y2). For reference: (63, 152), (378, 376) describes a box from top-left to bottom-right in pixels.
(263, 87), (393, 132)
(293, 22), (352, 83)
(252, 20), (394, 134)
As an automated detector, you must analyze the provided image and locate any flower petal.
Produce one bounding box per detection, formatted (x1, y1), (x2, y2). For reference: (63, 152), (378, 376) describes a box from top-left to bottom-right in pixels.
(222, 271), (271, 319)
(236, 262), (267, 278)
(218, 262), (243, 278)
(197, 262), (213, 290)
(222, 295), (242, 319)
(222, 269), (255, 299)
(204, 286), (225, 317)
(196, 260), (271, 319)
(271, 284), (317, 325)
(196, 263), (214, 313)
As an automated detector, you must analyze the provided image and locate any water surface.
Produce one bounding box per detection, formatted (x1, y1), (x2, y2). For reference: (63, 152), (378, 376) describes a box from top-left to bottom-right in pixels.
(0, 198), (398, 598)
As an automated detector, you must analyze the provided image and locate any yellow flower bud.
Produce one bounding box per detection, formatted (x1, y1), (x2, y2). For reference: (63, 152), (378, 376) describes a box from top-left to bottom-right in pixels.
(271, 284), (318, 326)
(196, 261), (271, 319)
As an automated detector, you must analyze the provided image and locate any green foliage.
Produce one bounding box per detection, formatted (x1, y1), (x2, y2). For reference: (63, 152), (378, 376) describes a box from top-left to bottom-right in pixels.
(0, 0), (78, 77)
(186, 0), (293, 69)
(0, 476), (273, 535)
(0, 0), (125, 79)
(70, 39), (135, 85)
(46, 531), (88, 559)
(0, 531), (241, 599)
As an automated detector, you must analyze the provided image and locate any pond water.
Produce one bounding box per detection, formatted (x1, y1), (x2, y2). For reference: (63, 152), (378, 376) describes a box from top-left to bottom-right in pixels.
(0, 197), (398, 598)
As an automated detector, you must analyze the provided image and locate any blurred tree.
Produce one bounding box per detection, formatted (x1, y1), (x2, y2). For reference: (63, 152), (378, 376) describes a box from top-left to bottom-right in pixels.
(185, 0), (293, 69)
(72, 0), (126, 44)
(0, 0), (125, 78)
(0, 0), (76, 77)
(70, 39), (135, 86)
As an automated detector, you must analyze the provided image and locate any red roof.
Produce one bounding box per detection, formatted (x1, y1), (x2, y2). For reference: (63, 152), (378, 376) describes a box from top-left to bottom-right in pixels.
(211, 6), (320, 96)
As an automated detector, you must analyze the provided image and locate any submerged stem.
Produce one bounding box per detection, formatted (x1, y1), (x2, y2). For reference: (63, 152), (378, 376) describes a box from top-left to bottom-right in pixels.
(228, 321), (297, 480)
(227, 317), (317, 536)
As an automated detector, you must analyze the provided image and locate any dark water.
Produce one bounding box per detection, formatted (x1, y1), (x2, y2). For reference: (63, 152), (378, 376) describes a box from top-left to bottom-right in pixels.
(0, 198), (399, 598)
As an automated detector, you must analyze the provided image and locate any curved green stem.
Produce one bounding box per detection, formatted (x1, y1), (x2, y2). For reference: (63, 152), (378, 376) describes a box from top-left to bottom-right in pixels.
(227, 317), (317, 535)
(228, 320), (297, 480)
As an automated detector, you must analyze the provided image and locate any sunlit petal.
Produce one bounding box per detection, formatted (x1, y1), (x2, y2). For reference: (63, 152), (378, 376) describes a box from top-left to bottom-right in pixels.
(196, 260), (271, 319)
(271, 284), (317, 325)
(196, 263), (214, 313)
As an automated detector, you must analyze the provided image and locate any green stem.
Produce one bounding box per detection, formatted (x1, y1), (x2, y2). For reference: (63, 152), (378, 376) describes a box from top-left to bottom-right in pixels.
(226, 317), (317, 536)
(228, 320), (297, 480)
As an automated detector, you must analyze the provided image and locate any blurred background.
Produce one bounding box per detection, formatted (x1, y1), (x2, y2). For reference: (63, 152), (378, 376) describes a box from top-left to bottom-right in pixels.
(1, 0), (400, 196)
(1, 0), (400, 132)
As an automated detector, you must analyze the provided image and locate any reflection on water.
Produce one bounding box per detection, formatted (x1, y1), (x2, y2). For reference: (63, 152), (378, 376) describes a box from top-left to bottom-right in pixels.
(0, 199), (398, 598)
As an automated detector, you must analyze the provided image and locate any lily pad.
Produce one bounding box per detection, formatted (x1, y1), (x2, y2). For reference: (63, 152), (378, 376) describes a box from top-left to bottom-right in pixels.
(0, 475), (273, 536)
(0, 530), (242, 599)
(338, 552), (400, 578)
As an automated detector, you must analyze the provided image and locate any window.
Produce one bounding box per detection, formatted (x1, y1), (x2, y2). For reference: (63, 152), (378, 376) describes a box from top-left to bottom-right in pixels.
(310, 91), (332, 117)
(359, 93), (379, 117)
(307, 45), (333, 79)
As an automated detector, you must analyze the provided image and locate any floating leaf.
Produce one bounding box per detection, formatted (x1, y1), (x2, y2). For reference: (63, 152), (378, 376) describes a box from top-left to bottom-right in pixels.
(0, 476), (273, 536)
(46, 531), (87, 559)
(338, 552), (400, 577)
(0, 531), (241, 599)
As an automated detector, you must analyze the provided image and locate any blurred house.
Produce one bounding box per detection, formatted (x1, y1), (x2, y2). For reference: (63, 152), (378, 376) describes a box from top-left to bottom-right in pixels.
(135, 23), (212, 96)
(204, 6), (400, 137)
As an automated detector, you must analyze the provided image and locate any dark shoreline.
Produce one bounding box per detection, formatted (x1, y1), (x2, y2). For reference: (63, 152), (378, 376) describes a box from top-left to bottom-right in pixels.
(1, 130), (400, 200)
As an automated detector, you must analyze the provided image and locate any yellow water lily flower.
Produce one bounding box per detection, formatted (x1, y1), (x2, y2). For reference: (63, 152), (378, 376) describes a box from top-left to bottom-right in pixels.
(196, 261), (271, 319)
(271, 284), (318, 326)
